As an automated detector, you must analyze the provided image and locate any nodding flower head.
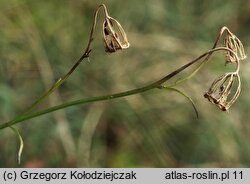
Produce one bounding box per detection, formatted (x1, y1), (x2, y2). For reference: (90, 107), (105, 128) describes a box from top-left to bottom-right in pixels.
(224, 32), (246, 64)
(204, 72), (241, 111)
(103, 16), (130, 53)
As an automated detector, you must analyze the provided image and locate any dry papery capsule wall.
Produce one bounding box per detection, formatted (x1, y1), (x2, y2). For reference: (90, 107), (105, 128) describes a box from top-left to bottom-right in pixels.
(0, 1), (249, 167)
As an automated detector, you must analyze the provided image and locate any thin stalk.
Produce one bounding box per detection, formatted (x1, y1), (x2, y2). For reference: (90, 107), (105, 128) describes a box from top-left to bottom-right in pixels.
(173, 26), (230, 86)
(13, 4), (109, 118)
(0, 47), (236, 130)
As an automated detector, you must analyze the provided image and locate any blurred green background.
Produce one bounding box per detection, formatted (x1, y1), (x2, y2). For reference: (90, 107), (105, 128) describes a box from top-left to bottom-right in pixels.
(0, 0), (250, 167)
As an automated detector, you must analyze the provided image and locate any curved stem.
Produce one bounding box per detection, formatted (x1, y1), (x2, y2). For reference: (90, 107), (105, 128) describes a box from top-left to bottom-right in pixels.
(85, 4), (109, 52)
(0, 47), (236, 130)
(172, 26), (228, 86)
(154, 47), (238, 86)
(13, 4), (110, 119)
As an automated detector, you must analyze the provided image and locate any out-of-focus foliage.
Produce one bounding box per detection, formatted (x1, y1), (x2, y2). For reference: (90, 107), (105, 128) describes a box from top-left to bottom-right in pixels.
(0, 0), (250, 167)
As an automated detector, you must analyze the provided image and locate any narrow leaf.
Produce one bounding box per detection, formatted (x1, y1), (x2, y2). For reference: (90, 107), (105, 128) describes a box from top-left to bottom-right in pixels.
(160, 86), (199, 119)
(175, 61), (206, 86)
(9, 126), (24, 165)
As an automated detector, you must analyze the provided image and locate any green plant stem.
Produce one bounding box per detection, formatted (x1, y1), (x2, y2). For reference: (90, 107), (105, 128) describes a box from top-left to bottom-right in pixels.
(12, 4), (108, 119)
(23, 53), (88, 115)
(173, 26), (229, 86)
(0, 47), (235, 130)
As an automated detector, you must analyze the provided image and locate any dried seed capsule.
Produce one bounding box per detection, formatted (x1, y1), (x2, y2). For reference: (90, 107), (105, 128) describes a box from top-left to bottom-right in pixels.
(204, 72), (241, 111)
(224, 33), (246, 64)
(102, 16), (130, 53)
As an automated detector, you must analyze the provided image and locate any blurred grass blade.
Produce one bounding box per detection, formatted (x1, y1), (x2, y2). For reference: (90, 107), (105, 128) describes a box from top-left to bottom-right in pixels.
(9, 126), (24, 165)
(160, 86), (199, 119)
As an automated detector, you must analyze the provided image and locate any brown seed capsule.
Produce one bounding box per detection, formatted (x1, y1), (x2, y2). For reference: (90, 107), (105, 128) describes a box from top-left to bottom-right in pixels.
(204, 72), (241, 111)
(224, 33), (246, 64)
(102, 16), (130, 53)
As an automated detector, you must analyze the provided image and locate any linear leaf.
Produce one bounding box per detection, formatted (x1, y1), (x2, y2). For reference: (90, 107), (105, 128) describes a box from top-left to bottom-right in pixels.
(9, 126), (24, 165)
(160, 86), (199, 119)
